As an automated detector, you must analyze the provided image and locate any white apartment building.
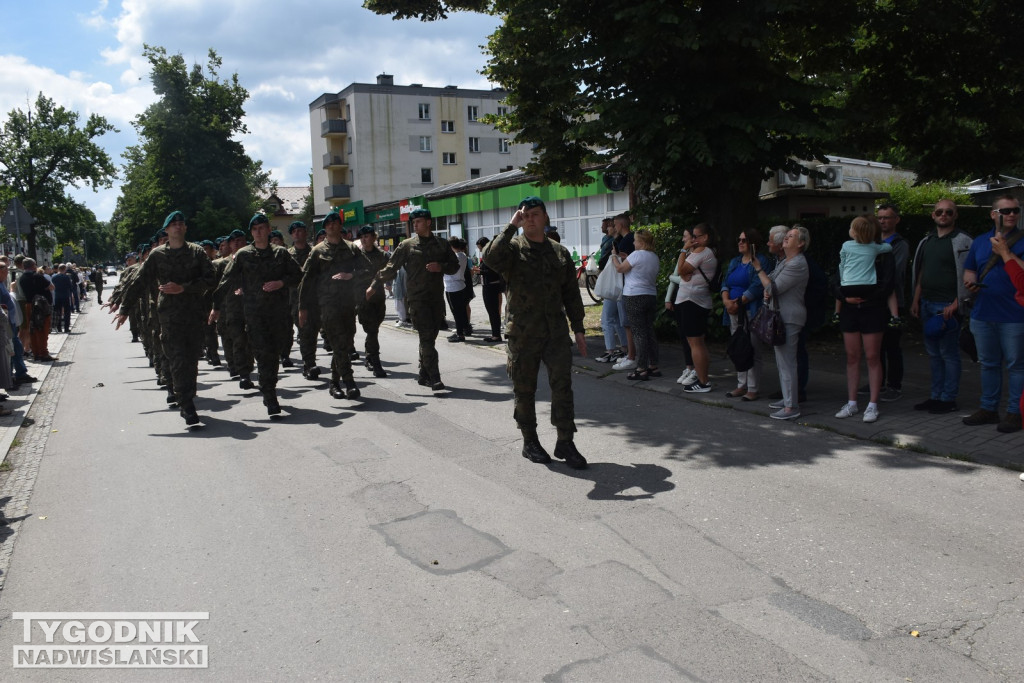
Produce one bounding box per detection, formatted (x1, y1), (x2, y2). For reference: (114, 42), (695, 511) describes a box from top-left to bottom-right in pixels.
(309, 74), (534, 217)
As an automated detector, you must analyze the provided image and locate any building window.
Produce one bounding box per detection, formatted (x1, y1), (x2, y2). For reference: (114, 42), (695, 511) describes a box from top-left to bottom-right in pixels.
(499, 138), (510, 154)
(441, 120), (455, 133)
(421, 168), (432, 184)
(346, 104), (351, 120)
(497, 106), (508, 117)
(443, 152), (457, 165)
(468, 137), (480, 153)
(470, 168), (480, 179)
(467, 105), (478, 122)
(418, 103), (430, 120)
(419, 136), (432, 152)
(349, 170), (355, 186)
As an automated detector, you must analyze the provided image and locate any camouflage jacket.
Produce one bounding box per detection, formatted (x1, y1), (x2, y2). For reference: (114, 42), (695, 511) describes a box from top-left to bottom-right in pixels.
(299, 239), (370, 312)
(371, 234), (459, 302)
(483, 223), (585, 338)
(216, 244), (302, 313)
(120, 243), (216, 322)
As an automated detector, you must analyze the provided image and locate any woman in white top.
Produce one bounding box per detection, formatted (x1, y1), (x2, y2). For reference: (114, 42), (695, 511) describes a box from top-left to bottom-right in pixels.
(613, 229), (660, 380)
(443, 236), (471, 342)
(669, 223), (718, 392)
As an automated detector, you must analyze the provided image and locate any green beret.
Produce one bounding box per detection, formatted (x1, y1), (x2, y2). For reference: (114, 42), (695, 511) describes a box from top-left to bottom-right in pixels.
(409, 208), (431, 220)
(518, 196), (546, 212)
(269, 230), (283, 240)
(228, 229), (246, 240)
(288, 221), (307, 234)
(162, 210), (185, 228)
(199, 239), (215, 248)
(155, 228), (168, 239)
(249, 214), (270, 229)
(315, 229), (326, 239)
(322, 210), (342, 225)
(357, 225), (376, 236)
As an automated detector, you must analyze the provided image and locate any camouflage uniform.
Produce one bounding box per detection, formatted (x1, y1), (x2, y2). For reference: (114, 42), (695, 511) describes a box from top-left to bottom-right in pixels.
(356, 245), (390, 375)
(217, 243), (303, 398)
(483, 221), (585, 442)
(210, 256), (241, 376)
(287, 243), (319, 375)
(299, 239), (368, 393)
(119, 242), (216, 413)
(371, 234), (459, 386)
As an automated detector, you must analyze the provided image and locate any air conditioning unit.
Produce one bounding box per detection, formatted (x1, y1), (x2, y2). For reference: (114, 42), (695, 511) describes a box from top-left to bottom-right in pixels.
(777, 169), (808, 188)
(815, 164), (844, 189)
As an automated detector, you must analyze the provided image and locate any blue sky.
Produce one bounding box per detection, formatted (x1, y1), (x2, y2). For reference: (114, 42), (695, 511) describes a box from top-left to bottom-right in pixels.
(0, 0), (501, 222)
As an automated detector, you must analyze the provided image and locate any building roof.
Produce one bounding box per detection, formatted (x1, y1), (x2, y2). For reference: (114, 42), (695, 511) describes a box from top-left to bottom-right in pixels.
(260, 186), (308, 216)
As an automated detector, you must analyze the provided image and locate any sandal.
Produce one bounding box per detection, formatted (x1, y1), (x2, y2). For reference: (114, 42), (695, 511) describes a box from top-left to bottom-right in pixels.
(725, 386), (747, 398)
(741, 393), (760, 402)
(626, 370), (650, 381)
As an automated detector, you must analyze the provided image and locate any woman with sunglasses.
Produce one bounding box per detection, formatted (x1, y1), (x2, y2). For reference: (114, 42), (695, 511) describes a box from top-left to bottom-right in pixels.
(721, 229), (771, 401)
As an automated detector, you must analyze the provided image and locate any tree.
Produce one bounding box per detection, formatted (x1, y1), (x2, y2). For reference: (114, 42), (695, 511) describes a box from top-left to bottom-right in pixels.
(112, 46), (271, 252)
(0, 93), (116, 258)
(833, 1), (1024, 183)
(366, 0), (860, 246)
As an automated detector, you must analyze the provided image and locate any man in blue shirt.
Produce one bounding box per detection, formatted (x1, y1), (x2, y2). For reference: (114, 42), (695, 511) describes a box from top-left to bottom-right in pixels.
(962, 194), (1024, 433)
(51, 264), (74, 333)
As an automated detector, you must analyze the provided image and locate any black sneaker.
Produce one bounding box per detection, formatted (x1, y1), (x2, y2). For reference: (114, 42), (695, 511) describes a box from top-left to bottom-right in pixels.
(554, 440), (588, 470)
(522, 439), (552, 464)
(683, 381), (712, 394)
(595, 351), (616, 363)
(928, 400), (958, 414)
(914, 398), (939, 411)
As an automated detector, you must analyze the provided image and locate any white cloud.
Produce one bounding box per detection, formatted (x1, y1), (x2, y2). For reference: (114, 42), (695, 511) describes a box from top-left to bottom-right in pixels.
(4, 0), (501, 221)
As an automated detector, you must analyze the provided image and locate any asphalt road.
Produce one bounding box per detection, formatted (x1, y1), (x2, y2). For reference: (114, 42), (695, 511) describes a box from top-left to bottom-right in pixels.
(0, 304), (1021, 681)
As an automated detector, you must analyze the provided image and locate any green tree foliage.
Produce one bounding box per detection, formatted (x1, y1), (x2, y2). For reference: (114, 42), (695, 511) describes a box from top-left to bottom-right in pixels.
(112, 46), (270, 251)
(0, 93), (116, 258)
(836, 1), (1024, 182)
(874, 178), (971, 217)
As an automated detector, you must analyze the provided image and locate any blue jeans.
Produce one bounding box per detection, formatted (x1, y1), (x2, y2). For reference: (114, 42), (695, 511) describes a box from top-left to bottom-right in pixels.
(970, 317), (1024, 414)
(922, 300), (961, 402)
(601, 298), (627, 351)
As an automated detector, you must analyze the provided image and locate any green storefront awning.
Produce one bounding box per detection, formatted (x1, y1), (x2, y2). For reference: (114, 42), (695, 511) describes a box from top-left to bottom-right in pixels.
(367, 206), (400, 222)
(342, 200), (365, 226)
(425, 171), (608, 217)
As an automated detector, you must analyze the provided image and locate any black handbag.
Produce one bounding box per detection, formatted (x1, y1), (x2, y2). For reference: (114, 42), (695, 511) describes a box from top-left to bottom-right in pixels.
(727, 307), (755, 371)
(751, 282), (786, 346)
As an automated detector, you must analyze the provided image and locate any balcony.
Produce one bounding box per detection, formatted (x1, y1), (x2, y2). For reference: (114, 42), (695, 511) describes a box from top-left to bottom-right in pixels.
(324, 184), (350, 201)
(322, 153), (348, 169)
(320, 119), (348, 137)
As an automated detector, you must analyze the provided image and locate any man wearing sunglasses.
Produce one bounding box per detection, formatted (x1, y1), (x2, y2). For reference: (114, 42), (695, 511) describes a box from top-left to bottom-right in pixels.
(910, 199), (972, 414)
(961, 194), (1024, 433)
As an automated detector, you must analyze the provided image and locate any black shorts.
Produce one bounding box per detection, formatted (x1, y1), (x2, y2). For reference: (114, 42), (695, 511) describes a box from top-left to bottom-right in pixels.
(839, 304), (887, 335)
(677, 299), (710, 338)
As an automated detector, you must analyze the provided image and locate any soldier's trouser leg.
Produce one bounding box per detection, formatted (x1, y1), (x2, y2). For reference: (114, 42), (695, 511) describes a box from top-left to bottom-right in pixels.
(204, 319), (219, 358)
(298, 309), (319, 367)
(245, 305), (291, 392)
(506, 334), (577, 440)
(226, 314), (254, 377)
(161, 319), (202, 404)
(358, 299), (387, 358)
(409, 298), (444, 380)
(216, 317), (235, 374)
(322, 308), (357, 383)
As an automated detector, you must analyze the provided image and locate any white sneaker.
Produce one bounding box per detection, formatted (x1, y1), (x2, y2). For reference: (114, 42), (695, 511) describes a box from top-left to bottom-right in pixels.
(676, 368), (696, 385)
(612, 358), (637, 371)
(862, 405), (879, 423)
(681, 370), (700, 387)
(393, 320), (405, 327)
(683, 381), (712, 393)
(835, 403), (859, 419)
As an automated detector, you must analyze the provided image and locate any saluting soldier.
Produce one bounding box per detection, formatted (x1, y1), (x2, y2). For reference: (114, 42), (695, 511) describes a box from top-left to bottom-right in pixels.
(483, 196), (588, 469)
(366, 208), (459, 391)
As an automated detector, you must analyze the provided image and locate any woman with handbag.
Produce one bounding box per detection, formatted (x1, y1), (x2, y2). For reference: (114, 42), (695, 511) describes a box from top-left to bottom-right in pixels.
(721, 228), (770, 401)
(752, 226), (809, 420)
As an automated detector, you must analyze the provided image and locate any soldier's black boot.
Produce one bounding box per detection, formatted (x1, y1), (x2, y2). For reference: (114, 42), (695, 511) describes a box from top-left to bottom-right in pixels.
(166, 391), (178, 406)
(430, 375), (446, 391)
(303, 363), (320, 380)
(131, 333), (139, 343)
(344, 380), (361, 400)
(263, 390), (281, 416)
(280, 355), (293, 368)
(417, 373), (431, 387)
(207, 351), (221, 366)
(554, 440), (588, 470)
(522, 438), (552, 464)
(329, 380), (345, 399)
(369, 356), (387, 378)
(180, 400), (200, 426)
(239, 374), (254, 390)
(349, 349), (360, 361)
